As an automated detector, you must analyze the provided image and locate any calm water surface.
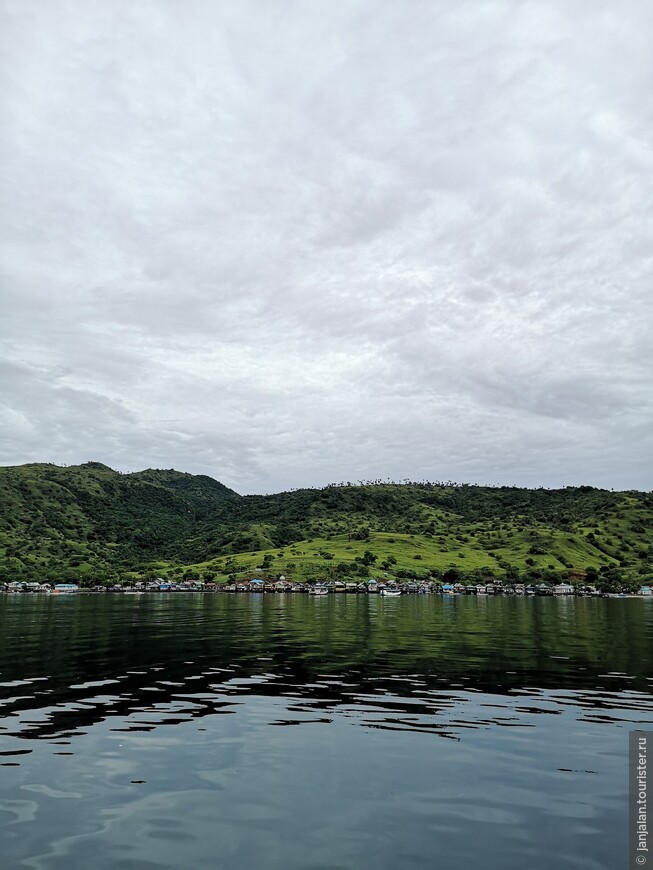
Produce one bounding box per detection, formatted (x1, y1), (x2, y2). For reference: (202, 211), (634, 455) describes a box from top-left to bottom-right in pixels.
(1, 594), (651, 870)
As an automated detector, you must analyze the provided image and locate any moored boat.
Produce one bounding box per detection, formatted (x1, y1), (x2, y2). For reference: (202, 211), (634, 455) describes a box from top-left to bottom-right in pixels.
(53, 583), (79, 594)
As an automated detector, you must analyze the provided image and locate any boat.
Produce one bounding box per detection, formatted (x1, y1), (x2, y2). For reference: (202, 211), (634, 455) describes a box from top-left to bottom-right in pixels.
(380, 588), (402, 597)
(308, 584), (329, 595)
(53, 583), (79, 594)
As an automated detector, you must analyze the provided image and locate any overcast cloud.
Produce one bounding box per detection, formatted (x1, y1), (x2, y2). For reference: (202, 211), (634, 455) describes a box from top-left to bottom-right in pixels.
(1, 0), (652, 493)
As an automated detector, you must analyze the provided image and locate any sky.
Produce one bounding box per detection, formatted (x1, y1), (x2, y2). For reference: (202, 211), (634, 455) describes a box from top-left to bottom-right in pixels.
(1, 0), (652, 494)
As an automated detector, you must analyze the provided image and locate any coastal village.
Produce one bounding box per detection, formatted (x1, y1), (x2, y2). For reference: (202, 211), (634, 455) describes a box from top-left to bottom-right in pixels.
(3, 579), (652, 597)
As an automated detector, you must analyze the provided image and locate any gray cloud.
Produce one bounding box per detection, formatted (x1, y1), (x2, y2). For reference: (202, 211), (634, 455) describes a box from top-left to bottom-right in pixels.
(1, 0), (651, 493)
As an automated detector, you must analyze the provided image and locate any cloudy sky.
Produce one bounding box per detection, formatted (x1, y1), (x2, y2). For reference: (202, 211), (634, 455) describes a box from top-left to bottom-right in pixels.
(1, 0), (651, 494)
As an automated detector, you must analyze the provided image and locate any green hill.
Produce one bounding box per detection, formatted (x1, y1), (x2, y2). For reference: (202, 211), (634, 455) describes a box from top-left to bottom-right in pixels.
(0, 463), (651, 589)
(0, 462), (238, 582)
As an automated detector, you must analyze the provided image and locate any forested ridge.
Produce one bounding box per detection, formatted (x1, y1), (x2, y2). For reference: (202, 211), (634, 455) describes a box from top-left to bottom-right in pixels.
(1, 462), (651, 589)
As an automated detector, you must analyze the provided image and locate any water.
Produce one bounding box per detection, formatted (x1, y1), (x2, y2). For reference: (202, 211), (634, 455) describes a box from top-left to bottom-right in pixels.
(1, 594), (651, 869)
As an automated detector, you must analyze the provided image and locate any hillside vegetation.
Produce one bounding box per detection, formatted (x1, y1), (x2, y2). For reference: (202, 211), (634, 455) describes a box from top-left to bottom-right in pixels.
(1, 463), (651, 590)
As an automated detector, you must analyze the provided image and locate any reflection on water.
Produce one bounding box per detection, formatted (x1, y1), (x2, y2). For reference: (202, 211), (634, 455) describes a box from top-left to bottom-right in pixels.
(1, 595), (652, 869)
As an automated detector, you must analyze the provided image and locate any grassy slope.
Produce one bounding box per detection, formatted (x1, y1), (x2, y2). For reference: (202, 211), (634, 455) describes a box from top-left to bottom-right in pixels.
(181, 506), (653, 585)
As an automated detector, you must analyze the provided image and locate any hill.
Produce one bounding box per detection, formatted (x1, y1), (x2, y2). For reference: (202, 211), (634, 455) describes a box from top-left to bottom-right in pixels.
(0, 463), (651, 589)
(0, 462), (238, 582)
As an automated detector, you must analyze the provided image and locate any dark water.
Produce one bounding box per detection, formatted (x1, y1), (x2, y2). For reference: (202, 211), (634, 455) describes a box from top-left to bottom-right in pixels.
(1, 594), (651, 870)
